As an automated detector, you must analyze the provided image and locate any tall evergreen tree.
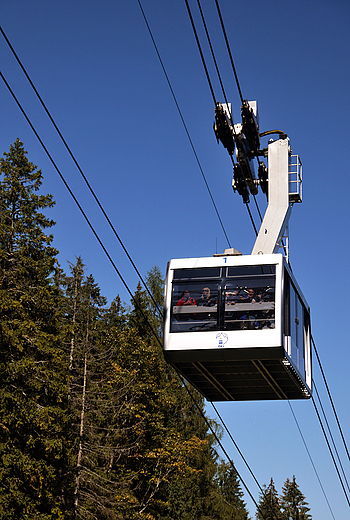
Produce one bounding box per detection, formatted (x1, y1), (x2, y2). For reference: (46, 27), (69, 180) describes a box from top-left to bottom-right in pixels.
(63, 259), (124, 519)
(256, 478), (283, 520)
(128, 281), (154, 341)
(0, 140), (71, 518)
(214, 461), (250, 519)
(115, 278), (235, 519)
(145, 266), (164, 337)
(280, 477), (311, 520)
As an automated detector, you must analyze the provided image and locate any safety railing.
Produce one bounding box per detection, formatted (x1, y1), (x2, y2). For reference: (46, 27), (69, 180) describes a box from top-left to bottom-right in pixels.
(289, 155), (302, 203)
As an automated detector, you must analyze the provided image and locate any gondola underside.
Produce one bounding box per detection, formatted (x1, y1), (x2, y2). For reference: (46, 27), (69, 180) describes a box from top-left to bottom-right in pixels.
(166, 348), (311, 401)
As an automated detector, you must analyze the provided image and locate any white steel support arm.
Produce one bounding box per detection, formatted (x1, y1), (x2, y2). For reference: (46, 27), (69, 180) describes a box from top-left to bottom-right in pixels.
(252, 138), (291, 255)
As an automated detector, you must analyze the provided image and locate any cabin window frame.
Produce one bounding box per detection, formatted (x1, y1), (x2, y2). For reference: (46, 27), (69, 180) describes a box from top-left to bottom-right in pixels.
(170, 265), (277, 333)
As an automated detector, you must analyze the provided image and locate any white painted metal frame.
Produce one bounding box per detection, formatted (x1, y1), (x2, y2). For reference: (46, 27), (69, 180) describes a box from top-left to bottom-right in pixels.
(164, 253), (283, 353)
(252, 138), (291, 255)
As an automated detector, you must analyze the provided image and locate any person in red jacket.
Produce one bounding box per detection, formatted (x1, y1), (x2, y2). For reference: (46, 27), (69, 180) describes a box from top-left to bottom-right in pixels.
(176, 290), (196, 306)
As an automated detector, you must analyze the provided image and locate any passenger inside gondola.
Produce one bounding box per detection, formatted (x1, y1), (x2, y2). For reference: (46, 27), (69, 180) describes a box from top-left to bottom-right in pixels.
(176, 290), (196, 306)
(241, 288), (260, 303)
(197, 287), (215, 306)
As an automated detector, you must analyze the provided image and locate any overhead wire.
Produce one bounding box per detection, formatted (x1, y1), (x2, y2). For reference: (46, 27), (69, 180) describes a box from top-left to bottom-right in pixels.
(211, 402), (263, 493)
(0, 67), (266, 517)
(213, 0), (265, 232)
(212, 0), (267, 229)
(0, 25), (163, 320)
(214, 0), (244, 105)
(312, 335), (350, 464)
(184, 0), (260, 238)
(311, 389), (350, 507)
(313, 380), (350, 497)
(288, 401), (336, 520)
(137, 0), (232, 249)
(0, 71), (161, 348)
(192, 2), (350, 510)
(195, 0), (263, 236)
(180, 375), (266, 518)
(195, 0), (233, 127)
(184, 0), (216, 106)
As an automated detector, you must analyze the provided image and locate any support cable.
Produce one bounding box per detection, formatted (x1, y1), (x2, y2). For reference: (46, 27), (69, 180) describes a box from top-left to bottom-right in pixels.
(245, 201), (258, 236)
(194, 0), (262, 234)
(180, 375), (266, 518)
(313, 380), (350, 495)
(311, 392), (350, 507)
(0, 25), (163, 319)
(288, 401), (336, 520)
(211, 402), (263, 493)
(2, 70), (265, 516)
(137, 0), (231, 248)
(214, 0), (244, 105)
(312, 335), (350, 464)
(184, 0), (217, 105)
(195, 0), (233, 127)
(252, 194), (263, 222)
(0, 71), (161, 347)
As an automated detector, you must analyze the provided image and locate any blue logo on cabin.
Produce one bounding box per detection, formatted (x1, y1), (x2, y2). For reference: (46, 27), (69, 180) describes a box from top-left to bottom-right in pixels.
(216, 332), (228, 348)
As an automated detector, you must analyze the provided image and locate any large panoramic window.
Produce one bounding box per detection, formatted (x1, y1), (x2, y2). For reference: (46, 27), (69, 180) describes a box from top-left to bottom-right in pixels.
(171, 268), (220, 332)
(170, 265), (276, 333)
(223, 265), (275, 330)
(284, 273), (309, 378)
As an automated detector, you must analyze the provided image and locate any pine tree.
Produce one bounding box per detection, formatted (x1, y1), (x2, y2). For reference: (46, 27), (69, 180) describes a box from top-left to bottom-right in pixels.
(214, 460), (250, 519)
(128, 281), (154, 341)
(145, 265), (164, 337)
(256, 478), (283, 520)
(63, 259), (126, 519)
(108, 279), (229, 519)
(0, 140), (71, 518)
(280, 477), (311, 520)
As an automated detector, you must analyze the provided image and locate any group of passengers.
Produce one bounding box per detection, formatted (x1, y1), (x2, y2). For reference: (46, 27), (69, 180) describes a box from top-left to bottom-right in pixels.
(176, 287), (273, 330)
(176, 287), (215, 307)
(176, 287), (260, 307)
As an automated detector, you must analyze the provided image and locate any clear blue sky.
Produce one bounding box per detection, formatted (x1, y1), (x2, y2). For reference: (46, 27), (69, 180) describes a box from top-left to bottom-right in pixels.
(1, 1), (350, 517)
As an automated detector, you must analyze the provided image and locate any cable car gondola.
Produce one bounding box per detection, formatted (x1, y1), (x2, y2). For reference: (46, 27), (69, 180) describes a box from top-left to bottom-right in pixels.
(163, 253), (311, 401)
(163, 102), (311, 401)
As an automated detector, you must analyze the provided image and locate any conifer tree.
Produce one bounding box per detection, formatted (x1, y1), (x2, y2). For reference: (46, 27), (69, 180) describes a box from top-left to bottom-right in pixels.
(63, 260), (124, 519)
(0, 140), (71, 518)
(128, 281), (154, 341)
(215, 460), (250, 519)
(111, 279), (232, 519)
(145, 265), (164, 337)
(280, 477), (312, 520)
(256, 478), (283, 520)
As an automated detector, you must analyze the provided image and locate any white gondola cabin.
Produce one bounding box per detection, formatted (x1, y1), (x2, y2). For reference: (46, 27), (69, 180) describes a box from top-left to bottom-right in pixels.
(163, 253), (312, 401)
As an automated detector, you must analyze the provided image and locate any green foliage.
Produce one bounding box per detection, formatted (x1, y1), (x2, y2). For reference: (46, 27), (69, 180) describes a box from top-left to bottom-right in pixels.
(256, 478), (283, 520)
(106, 325), (217, 518)
(0, 141), (313, 520)
(280, 477), (311, 520)
(256, 477), (312, 520)
(0, 140), (71, 519)
(214, 461), (250, 519)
